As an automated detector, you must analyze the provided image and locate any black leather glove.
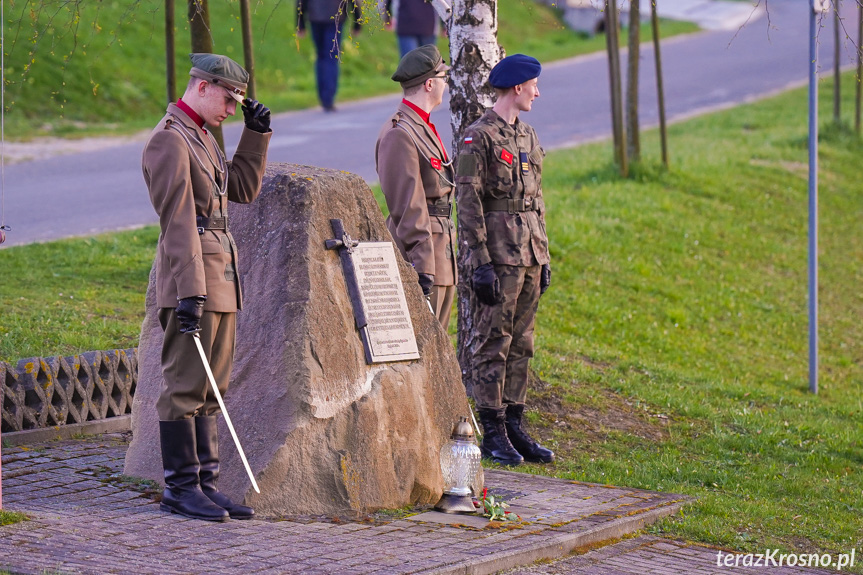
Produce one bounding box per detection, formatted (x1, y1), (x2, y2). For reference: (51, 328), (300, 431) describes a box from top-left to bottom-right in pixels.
(418, 273), (434, 297)
(540, 263), (551, 295)
(472, 263), (501, 306)
(242, 98), (271, 133)
(176, 296), (207, 334)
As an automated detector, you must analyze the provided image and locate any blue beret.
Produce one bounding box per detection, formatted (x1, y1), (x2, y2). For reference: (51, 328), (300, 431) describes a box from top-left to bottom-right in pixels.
(488, 54), (541, 89)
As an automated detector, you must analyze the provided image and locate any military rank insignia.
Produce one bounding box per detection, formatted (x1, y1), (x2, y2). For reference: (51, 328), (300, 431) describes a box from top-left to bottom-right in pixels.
(520, 152), (529, 174)
(501, 149), (513, 165)
(430, 158), (442, 170)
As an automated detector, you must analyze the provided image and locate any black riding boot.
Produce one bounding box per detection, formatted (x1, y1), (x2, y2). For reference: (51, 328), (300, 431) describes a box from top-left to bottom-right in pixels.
(478, 407), (524, 466)
(159, 419), (229, 521)
(505, 404), (556, 463)
(195, 415), (255, 520)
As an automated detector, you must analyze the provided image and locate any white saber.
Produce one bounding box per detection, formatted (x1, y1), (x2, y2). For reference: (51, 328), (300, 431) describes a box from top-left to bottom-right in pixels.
(193, 333), (260, 494)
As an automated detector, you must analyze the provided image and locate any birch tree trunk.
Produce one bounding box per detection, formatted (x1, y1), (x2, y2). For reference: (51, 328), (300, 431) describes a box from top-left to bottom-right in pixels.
(446, 0), (503, 151)
(445, 0), (503, 397)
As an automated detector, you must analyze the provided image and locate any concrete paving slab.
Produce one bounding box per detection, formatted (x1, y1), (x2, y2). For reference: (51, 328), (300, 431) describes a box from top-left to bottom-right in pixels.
(0, 434), (687, 574)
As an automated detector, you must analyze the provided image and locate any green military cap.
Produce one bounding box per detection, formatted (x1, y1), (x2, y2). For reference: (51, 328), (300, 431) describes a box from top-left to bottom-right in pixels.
(391, 45), (450, 88)
(189, 53), (249, 103)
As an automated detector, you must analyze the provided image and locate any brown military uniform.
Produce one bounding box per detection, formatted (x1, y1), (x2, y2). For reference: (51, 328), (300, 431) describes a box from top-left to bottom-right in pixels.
(456, 109), (549, 409)
(143, 103), (270, 420)
(375, 100), (458, 326)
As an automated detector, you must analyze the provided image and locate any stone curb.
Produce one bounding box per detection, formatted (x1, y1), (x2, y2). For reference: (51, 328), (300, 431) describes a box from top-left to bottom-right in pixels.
(0, 414), (131, 446)
(427, 495), (689, 574)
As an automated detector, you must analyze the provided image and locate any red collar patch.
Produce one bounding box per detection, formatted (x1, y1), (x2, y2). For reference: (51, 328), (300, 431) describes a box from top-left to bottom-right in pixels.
(501, 149), (514, 165)
(430, 158), (442, 170)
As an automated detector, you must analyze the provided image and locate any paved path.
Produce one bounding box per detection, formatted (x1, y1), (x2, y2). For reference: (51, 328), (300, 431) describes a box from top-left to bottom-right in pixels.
(1, 434), (841, 575)
(0, 434), (688, 575)
(0, 0), (856, 247)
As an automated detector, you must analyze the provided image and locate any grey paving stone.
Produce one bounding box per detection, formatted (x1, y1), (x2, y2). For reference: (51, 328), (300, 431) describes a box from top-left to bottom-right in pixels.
(0, 436), (696, 575)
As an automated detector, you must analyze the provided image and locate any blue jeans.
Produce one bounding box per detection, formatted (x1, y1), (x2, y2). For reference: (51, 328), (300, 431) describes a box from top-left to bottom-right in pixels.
(311, 21), (344, 109)
(397, 34), (437, 58)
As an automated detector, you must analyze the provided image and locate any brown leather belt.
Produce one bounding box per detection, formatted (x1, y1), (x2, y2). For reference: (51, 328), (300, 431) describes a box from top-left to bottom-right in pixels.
(482, 197), (544, 214)
(196, 215), (228, 234)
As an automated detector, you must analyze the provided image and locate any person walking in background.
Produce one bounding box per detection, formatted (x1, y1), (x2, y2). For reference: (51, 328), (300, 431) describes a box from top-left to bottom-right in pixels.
(456, 54), (555, 467)
(375, 45), (457, 328)
(297, 0), (363, 112)
(142, 53), (272, 521)
(385, 0), (439, 58)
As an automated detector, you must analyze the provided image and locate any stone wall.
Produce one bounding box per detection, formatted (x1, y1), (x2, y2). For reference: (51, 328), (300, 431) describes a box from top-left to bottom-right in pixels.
(1, 349), (136, 433)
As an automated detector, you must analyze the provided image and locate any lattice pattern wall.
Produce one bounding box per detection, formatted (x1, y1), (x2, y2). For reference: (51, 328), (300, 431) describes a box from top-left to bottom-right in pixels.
(1, 349), (137, 433)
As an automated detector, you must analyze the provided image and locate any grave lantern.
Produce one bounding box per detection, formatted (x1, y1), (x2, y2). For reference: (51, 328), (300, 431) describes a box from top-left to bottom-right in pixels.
(434, 416), (482, 514)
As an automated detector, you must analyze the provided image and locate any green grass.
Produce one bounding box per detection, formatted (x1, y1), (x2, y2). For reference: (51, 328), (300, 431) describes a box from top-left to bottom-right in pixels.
(2, 64), (861, 561)
(0, 510), (27, 527)
(521, 73), (863, 560)
(0, 226), (159, 362)
(2, 0), (697, 139)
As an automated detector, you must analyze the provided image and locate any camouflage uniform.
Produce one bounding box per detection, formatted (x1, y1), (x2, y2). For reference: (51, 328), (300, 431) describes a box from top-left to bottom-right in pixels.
(456, 109), (549, 409)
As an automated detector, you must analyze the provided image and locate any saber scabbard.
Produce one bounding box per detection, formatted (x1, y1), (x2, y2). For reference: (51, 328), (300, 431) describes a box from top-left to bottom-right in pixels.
(193, 333), (261, 494)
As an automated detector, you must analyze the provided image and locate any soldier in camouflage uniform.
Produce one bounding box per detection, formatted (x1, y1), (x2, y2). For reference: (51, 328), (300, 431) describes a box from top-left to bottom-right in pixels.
(456, 54), (554, 466)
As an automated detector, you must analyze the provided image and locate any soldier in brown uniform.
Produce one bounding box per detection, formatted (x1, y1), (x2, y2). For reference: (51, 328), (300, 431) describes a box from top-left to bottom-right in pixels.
(142, 54), (272, 521)
(456, 54), (555, 466)
(375, 45), (457, 327)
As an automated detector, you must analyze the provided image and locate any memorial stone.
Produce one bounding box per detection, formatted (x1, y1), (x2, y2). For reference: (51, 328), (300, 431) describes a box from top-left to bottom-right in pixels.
(124, 164), (477, 516)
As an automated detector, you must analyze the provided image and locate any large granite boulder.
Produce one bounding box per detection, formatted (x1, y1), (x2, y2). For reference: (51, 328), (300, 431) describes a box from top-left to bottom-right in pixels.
(124, 164), (475, 516)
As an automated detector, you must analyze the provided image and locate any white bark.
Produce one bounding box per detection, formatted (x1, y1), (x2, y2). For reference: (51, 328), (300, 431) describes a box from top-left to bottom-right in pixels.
(447, 0), (503, 153)
(430, 0), (453, 21)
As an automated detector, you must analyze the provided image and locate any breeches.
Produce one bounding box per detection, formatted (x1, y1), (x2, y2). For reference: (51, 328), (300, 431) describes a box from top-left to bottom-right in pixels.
(157, 308), (236, 420)
(429, 284), (456, 330)
(470, 264), (541, 409)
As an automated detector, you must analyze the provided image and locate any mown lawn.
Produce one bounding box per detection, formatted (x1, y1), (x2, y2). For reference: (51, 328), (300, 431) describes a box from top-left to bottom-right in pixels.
(524, 75), (863, 561)
(2, 0), (697, 139)
(1, 73), (861, 561)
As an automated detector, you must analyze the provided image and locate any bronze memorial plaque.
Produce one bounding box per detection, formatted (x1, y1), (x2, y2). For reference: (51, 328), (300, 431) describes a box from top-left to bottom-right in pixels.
(352, 242), (420, 363)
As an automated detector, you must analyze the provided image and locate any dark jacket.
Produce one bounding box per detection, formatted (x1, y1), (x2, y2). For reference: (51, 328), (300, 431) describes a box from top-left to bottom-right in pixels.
(386, 0), (437, 37)
(297, 0), (362, 30)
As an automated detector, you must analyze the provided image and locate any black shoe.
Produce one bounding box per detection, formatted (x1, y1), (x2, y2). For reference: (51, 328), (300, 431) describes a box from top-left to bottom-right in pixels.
(477, 408), (524, 466)
(195, 415), (255, 520)
(505, 404), (556, 463)
(159, 419), (229, 522)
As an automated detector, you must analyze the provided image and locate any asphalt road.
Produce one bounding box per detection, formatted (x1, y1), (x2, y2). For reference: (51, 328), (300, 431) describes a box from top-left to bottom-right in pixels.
(0, 0), (855, 248)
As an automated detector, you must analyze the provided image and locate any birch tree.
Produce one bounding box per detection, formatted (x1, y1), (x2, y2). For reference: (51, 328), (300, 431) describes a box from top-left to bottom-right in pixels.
(445, 0), (504, 151)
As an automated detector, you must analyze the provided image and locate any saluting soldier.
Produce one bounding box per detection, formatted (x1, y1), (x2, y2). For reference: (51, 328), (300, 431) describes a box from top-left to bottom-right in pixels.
(456, 54), (554, 466)
(142, 53), (272, 521)
(375, 45), (458, 327)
